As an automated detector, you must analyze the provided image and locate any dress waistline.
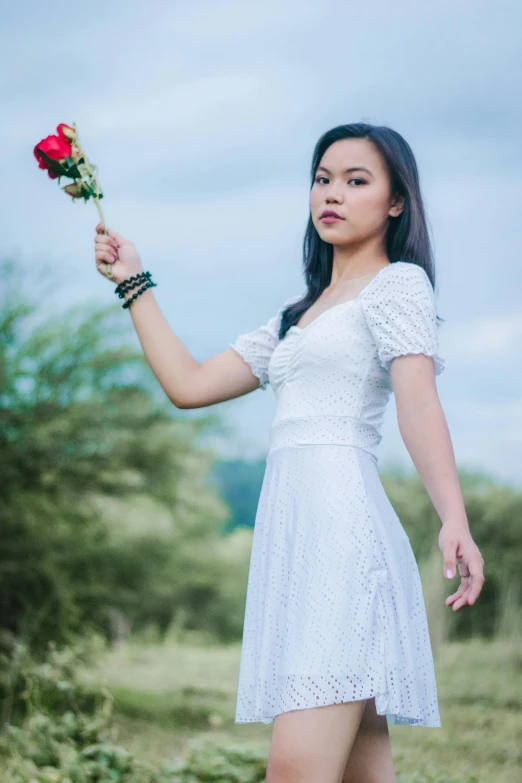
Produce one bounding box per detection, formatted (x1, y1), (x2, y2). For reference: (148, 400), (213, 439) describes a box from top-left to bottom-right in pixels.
(268, 415), (381, 461)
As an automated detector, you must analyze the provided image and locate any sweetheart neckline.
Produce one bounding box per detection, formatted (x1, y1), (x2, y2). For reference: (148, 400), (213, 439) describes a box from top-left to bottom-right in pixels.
(288, 297), (358, 334)
(289, 263), (397, 334)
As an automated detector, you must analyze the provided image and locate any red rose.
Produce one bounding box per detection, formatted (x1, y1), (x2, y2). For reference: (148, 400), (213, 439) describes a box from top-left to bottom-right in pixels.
(34, 131), (72, 178)
(33, 121), (104, 209)
(57, 123), (77, 143)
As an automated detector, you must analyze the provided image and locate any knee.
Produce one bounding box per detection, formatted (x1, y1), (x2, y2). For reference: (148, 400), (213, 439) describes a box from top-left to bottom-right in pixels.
(266, 753), (307, 783)
(266, 752), (342, 783)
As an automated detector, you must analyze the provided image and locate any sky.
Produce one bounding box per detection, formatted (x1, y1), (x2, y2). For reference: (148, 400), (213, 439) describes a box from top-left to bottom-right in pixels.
(1, 0), (521, 488)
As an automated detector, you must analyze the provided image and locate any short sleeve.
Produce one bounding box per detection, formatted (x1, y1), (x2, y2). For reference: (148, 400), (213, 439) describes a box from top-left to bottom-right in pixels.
(228, 294), (302, 390)
(360, 262), (445, 376)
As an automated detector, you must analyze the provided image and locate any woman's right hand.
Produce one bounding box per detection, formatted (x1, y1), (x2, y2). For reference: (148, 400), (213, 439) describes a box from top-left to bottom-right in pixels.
(94, 222), (144, 284)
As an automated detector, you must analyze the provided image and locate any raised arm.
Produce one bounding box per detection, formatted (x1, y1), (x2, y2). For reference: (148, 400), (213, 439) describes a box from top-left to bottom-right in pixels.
(94, 223), (287, 408)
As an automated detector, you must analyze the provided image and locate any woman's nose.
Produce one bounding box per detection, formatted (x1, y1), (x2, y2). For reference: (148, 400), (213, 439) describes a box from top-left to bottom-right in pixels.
(325, 183), (343, 202)
(326, 191), (342, 202)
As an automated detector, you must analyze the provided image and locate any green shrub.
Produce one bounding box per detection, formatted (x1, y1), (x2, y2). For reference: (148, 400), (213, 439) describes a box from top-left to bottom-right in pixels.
(0, 640), (267, 782)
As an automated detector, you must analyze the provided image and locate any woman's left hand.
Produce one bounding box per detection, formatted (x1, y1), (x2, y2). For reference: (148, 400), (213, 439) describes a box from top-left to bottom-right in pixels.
(438, 524), (485, 611)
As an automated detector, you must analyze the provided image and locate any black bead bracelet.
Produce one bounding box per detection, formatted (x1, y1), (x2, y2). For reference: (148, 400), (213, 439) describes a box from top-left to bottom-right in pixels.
(115, 271), (153, 299)
(121, 277), (157, 309)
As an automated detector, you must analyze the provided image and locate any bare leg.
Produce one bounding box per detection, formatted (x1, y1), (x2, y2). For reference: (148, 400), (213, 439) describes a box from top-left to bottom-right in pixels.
(266, 698), (368, 783)
(341, 697), (397, 783)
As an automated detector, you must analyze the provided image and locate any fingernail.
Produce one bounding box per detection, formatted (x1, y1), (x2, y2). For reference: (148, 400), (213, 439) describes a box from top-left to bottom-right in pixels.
(445, 569), (454, 578)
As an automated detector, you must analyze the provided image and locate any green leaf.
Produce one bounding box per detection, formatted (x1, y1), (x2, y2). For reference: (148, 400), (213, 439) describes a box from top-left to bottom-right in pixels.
(35, 147), (70, 177)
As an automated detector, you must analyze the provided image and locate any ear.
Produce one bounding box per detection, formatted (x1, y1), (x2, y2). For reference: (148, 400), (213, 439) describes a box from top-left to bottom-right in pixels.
(389, 193), (405, 219)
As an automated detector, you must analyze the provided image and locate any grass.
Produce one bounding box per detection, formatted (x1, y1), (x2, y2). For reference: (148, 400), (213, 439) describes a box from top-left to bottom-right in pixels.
(87, 634), (522, 782)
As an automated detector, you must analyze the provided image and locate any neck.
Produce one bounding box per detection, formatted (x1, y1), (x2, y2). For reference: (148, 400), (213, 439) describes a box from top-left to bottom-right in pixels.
(330, 244), (390, 286)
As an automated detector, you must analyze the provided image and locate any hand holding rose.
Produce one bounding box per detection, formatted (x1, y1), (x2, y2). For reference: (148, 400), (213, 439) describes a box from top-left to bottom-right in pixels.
(94, 223), (144, 285)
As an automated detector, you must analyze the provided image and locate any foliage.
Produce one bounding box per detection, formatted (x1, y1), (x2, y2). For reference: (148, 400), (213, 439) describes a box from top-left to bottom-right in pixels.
(0, 640), (267, 782)
(0, 255), (246, 657)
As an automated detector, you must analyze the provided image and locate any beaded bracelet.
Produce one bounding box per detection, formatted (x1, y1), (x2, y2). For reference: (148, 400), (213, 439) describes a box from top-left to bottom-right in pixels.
(122, 278), (157, 309)
(115, 271), (152, 299)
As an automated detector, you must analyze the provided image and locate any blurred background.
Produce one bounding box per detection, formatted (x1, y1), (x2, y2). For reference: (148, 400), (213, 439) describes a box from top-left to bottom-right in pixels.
(1, 1), (521, 781)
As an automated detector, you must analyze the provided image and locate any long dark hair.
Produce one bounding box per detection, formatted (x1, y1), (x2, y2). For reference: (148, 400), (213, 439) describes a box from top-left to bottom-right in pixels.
(279, 122), (442, 339)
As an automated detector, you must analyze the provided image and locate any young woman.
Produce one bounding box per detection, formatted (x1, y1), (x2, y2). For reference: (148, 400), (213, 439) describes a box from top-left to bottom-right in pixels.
(94, 122), (485, 783)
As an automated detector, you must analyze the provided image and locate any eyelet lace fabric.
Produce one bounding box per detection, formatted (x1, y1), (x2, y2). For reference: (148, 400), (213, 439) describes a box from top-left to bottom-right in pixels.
(228, 308), (289, 390)
(228, 262), (444, 727)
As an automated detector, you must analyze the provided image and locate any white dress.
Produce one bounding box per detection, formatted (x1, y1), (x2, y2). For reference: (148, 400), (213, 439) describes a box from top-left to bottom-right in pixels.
(228, 261), (445, 728)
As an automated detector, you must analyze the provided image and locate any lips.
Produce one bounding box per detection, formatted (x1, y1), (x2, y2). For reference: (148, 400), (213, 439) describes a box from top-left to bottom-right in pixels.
(320, 210), (343, 219)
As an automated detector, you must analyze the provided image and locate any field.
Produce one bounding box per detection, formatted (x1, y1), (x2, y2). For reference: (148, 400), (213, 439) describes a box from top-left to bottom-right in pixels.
(88, 635), (522, 783)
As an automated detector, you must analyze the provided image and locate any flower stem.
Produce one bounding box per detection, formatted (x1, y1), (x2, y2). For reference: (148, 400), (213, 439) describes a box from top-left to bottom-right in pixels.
(71, 122), (112, 272)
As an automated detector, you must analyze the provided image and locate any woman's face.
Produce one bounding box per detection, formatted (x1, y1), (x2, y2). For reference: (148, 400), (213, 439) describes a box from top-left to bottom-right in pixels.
(309, 137), (404, 246)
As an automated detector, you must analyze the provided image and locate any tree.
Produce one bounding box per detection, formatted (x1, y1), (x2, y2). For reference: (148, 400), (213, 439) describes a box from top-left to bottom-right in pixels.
(0, 256), (241, 653)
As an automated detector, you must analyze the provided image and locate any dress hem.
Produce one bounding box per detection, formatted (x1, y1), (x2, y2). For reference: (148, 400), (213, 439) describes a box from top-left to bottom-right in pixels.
(235, 686), (442, 728)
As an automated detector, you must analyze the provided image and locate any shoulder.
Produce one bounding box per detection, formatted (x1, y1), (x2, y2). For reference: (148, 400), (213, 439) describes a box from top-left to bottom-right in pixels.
(274, 291), (305, 321)
(359, 262), (440, 336)
(361, 261), (435, 307)
(379, 260), (433, 288)
(357, 262), (444, 374)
